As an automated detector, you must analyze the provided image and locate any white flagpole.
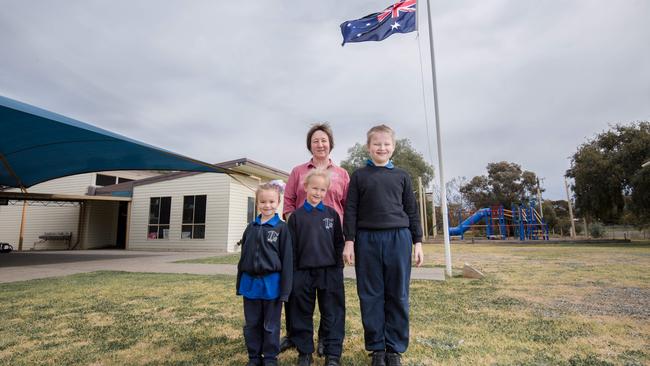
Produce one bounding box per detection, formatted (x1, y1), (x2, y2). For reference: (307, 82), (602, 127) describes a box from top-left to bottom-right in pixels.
(424, 0), (452, 277)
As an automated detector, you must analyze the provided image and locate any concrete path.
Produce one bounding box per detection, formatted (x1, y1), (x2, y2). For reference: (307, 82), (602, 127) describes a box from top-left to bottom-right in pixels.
(0, 250), (445, 283)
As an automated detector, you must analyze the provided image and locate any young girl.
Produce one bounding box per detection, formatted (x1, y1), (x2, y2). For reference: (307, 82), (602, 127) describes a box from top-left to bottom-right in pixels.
(342, 124), (424, 366)
(237, 182), (293, 366)
(287, 169), (345, 366)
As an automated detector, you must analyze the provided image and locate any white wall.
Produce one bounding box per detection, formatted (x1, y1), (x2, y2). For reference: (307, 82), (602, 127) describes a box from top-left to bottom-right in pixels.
(127, 172), (229, 251)
(226, 175), (259, 252)
(0, 203), (80, 250)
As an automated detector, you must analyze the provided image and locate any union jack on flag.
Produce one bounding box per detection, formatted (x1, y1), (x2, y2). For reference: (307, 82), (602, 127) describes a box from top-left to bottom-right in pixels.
(340, 0), (417, 46)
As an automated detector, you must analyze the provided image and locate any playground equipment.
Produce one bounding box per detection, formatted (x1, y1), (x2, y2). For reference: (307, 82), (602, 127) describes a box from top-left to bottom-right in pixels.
(448, 203), (549, 241)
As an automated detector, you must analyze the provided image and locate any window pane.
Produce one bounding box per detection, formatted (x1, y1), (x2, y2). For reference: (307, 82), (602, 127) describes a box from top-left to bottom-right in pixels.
(96, 174), (117, 186)
(193, 225), (205, 239)
(148, 225), (158, 239)
(182, 196), (194, 224)
(118, 177), (134, 184)
(159, 225), (170, 239)
(181, 225), (193, 239)
(247, 197), (255, 223)
(149, 197), (160, 224)
(194, 195), (207, 224)
(159, 197), (171, 225)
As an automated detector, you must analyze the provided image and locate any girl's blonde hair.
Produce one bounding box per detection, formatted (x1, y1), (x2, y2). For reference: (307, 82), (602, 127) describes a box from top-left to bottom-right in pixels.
(303, 168), (331, 188)
(366, 124), (396, 145)
(255, 181), (284, 202)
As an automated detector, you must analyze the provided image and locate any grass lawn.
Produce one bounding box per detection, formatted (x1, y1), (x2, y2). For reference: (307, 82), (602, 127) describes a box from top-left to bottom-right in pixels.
(1, 242), (649, 365)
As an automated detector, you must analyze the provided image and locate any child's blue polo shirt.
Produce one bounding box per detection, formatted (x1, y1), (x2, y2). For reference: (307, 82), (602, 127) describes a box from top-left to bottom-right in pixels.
(239, 213), (282, 300)
(303, 200), (325, 212)
(367, 159), (395, 169)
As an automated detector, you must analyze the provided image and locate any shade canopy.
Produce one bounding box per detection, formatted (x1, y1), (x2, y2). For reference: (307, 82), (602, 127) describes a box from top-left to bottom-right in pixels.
(0, 95), (225, 188)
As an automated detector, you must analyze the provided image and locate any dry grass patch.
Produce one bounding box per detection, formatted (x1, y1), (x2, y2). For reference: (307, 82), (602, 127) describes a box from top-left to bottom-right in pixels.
(1, 242), (648, 365)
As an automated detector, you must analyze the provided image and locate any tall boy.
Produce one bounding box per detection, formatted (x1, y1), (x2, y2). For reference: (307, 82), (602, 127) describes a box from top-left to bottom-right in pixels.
(288, 169), (346, 366)
(343, 124), (424, 366)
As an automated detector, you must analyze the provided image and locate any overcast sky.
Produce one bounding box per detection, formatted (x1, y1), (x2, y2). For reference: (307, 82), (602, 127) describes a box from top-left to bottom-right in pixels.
(1, 0), (648, 199)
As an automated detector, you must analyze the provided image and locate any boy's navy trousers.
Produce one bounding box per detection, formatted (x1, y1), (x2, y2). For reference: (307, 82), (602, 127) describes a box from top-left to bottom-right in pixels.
(354, 228), (412, 353)
(288, 267), (345, 357)
(243, 298), (282, 364)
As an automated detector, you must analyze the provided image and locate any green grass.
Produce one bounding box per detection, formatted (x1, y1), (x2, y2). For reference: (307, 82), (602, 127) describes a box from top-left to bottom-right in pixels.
(1, 242), (649, 365)
(175, 254), (240, 265)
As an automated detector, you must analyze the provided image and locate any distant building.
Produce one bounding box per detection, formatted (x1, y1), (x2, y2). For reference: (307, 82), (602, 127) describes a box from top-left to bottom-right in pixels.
(0, 158), (288, 252)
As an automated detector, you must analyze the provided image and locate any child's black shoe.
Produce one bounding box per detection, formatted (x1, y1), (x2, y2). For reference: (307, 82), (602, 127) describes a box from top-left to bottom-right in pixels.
(370, 351), (386, 366)
(298, 352), (313, 366)
(280, 336), (295, 353)
(324, 355), (340, 366)
(385, 352), (401, 366)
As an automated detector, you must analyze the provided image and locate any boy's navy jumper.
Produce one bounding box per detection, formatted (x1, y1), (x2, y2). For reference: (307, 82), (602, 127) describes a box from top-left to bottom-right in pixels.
(287, 201), (346, 358)
(237, 214), (293, 365)
(343, 161), (422, 354)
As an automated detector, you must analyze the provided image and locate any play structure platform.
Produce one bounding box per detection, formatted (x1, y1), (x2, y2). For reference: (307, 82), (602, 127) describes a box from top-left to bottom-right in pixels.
(448, 204), (549, 240)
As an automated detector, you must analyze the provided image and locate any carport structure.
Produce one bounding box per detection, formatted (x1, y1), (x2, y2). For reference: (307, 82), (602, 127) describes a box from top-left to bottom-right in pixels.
(0, 95), (227, 250)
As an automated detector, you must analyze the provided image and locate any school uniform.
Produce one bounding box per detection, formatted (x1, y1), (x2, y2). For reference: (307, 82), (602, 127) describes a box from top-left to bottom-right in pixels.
(237, 214), (293, 365)
(343, 160), (422, 354)
(287, 201), (346, 358)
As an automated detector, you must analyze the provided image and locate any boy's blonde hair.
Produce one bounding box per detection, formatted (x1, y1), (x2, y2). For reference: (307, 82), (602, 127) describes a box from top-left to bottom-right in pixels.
(366, 124), (396, 145)
(303, 168), (331, 188)
(255, 181), (283, 202)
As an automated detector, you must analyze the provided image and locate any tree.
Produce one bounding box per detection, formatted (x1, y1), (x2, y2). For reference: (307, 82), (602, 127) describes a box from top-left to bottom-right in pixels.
(566, 122), (650, 225)
(460, 161), (541, 210)
(340, 138), (435, 187)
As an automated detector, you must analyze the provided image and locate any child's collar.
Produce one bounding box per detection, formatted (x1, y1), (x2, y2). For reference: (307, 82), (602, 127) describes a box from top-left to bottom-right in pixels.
(254, 213), (280, 227)
(303, 200), (325, 212)
(366, 159), (395, 169)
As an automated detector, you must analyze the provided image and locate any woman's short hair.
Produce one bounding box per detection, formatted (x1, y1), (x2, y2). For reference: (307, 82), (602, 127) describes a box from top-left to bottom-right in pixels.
(306, 123), (335, 152)
(366, 124), (396, 145)
(303, 168), (331, 188)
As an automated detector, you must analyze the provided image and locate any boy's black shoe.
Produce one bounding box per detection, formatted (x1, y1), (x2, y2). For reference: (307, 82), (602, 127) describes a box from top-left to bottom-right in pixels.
(324, 355), (340, 366)
(385, 352), (401, 366)
(317, 338), (324, 357)
(370, 351), (386, 366)
(279, 336), (295, 353)
(297, 353), (313, 366)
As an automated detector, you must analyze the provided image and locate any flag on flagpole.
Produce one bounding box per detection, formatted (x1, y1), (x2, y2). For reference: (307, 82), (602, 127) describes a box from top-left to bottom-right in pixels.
(340, 0), (417, 46)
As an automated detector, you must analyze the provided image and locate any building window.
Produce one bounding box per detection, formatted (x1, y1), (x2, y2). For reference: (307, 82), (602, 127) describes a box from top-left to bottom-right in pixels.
(247, 196), (256, 223)
(148, 197), (171, 239)
(96, 174), (117, 186)
(182, 195), (206, 239)
(118, 177), (134, 184)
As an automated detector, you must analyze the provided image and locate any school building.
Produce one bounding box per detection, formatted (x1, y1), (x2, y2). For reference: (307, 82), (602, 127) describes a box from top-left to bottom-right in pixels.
(0, 158), (288, 253)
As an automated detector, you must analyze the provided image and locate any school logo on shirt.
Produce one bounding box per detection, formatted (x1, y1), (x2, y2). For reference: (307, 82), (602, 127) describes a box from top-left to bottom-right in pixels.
(323, 218), (334, 230)
(267, 230), (279, 243)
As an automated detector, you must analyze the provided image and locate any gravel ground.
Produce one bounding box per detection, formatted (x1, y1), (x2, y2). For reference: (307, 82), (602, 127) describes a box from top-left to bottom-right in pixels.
(553, 286), (650, 319)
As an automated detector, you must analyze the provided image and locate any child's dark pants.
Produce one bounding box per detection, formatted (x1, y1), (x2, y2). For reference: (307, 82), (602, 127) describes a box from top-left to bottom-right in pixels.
(354, 228), (412, 353)
(243, 298), (282, 364)
(288, 267), (346, 357)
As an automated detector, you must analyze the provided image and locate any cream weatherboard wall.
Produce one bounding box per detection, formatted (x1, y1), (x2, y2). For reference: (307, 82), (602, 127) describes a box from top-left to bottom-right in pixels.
(226, 175), (259, 252)
(0, 172), (154, 250)
(0, 174), (91, 249)
(127, 173), (231, 251)
(81, 200), (119, 249)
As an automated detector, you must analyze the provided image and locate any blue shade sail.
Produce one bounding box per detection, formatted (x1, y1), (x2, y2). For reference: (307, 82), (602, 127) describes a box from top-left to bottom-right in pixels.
(0, 95), (224, 188)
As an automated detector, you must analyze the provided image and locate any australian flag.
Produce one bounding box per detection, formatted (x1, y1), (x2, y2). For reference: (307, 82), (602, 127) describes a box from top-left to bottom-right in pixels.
(340, 0), (416, 46)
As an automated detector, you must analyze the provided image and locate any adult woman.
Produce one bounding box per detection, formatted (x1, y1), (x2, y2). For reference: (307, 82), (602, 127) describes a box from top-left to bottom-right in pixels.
(281, 123), (350, 360)
(284, 123), (349, 221)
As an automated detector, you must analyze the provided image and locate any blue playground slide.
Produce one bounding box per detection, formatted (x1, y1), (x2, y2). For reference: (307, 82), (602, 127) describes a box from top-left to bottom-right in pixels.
(449, 208), (490, 236)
